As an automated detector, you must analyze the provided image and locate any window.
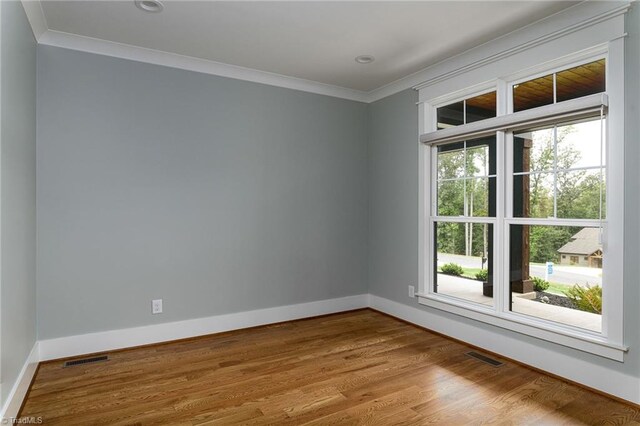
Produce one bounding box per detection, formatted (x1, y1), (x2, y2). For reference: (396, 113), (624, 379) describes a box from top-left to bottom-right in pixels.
(509, 115), (605, 332)
(419, 52), (626, 360)
(434, 136), (496, 305)
(437, 91), (496, 129)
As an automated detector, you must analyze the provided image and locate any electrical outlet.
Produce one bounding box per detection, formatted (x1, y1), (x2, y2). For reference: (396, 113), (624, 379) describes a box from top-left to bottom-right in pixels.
(408, 285), (415, 298)
(152, 299), (163, 314)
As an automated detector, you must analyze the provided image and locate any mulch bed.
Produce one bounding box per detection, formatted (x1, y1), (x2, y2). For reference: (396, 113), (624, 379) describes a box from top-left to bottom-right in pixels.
(534, 291), (577, 309)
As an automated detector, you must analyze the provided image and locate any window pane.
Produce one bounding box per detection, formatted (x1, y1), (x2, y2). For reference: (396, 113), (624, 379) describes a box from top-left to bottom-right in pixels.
(513, 128), (554, 173)
(466, 145), (489, 177)
(435, 222), (494, 306)
(513, 74), (554, 112)
(467, 177), (495, 217)
(438, 180), (464, 216)
(513, 172), (554, 218)
(437, 101), (464, 129)
(556, 118), (604, 169)
(556, 59), (605, 103)
(467, 136), (496, 176)
(466, 91), (496, 123)
(509, 224), (602, 333)
(556, 169), (605, 220)
(437, 145), (465, 179)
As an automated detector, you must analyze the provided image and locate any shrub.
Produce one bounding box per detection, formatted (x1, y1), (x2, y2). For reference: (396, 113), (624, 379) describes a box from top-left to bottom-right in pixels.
(532, 277), (550, 292)
(475, 269), (488, 282)
(440, 263), (464, 276)
(563, 284), (602, 314)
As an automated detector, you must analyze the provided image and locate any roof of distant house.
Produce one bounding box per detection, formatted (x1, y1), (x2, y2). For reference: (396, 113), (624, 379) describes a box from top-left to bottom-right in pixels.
(557, 228), (602, 255)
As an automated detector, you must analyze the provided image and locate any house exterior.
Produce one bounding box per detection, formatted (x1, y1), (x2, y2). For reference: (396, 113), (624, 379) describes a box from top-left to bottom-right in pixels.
(557, 228), (603, 268)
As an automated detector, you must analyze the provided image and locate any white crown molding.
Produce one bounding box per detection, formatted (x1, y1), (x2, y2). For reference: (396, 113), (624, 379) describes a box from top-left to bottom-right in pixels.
(20, 0), (47, 41)
(0, 342), (39, 421)
(19, 0), (632, 104)
(368, 295), (639, 405)
(37, 29), (370, 103)
(38, 294), (368, 361)
(367, 1), (631, 103)
(412, 3), (630, 92)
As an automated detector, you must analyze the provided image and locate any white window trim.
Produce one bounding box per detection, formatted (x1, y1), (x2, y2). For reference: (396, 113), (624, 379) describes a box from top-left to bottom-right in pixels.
(417, 42), (626, 361)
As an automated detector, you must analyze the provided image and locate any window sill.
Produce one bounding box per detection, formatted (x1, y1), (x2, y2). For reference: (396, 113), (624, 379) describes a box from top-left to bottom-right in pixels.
(417, 293), (627, 361)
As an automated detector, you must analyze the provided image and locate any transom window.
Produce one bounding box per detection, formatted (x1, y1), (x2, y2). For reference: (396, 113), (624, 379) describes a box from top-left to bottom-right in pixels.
(513, 59), (606, 112)
(436, 91), (496, 129)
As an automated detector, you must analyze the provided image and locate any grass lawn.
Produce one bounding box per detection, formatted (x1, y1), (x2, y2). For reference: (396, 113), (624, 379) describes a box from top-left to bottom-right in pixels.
(461, 267), (484, 280)
(438, 266), (484, 280)
(545, 281), (571, 296)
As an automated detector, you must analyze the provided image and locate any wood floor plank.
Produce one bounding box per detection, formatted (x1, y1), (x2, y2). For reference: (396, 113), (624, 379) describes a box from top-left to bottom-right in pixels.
(18, 309), (639, 425)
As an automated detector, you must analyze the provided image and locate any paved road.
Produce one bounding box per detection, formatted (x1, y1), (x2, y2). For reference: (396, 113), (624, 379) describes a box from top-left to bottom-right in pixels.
(437, 253), (601, 286)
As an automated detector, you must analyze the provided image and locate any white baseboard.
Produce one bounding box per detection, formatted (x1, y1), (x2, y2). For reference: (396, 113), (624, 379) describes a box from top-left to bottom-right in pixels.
(1, 342), (40, 421)
(39, 294), (369, 361)
(369, 294), (639, 405)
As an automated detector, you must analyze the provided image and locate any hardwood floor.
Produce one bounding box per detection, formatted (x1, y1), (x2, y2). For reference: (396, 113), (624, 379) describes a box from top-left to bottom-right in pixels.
(19, 309), (640, 425)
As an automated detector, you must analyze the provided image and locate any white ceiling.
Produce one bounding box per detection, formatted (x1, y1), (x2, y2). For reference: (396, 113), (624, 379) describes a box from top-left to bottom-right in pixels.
(37, 1), (579, 93)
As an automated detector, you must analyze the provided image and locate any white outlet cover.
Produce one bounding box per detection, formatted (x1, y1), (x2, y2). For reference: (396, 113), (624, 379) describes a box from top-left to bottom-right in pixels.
(152, 299), (163, 314)
(408, 285), (415, 298)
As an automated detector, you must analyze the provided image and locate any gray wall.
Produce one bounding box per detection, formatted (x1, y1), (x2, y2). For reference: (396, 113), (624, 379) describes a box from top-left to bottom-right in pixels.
(368, 89), (419, 302)
(622, 0), (640, 376)
(1, 1), (37, 405)
(36, 46), (368, 339)
(368, 3), (640, 380)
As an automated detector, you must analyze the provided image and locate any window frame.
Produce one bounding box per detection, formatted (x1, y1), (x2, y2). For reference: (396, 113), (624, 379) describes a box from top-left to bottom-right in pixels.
(417, 45), (626, 361)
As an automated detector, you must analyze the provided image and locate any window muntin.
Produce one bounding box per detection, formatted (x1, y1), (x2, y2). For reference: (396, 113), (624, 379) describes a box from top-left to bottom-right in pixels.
(513, 59), (606, 113)
(436, 91), (496, 129)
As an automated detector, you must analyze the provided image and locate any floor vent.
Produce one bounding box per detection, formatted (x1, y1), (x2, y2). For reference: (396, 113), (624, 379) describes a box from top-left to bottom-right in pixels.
(466, 351), (503, 367)
(63, 355), (109, 368)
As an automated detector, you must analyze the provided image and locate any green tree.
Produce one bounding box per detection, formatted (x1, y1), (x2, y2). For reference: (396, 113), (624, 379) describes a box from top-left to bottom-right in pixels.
(529, 225), (576, 263)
